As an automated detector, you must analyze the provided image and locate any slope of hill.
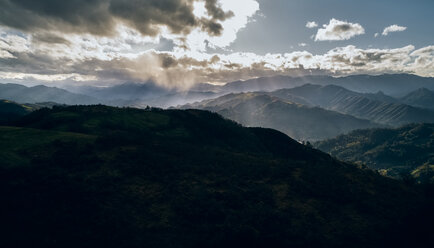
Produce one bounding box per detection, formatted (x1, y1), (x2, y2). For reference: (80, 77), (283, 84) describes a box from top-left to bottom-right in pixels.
(272, 84), (434, 126)
(0, 99), (64, 125)
(400, 88), (434, 110)
(182, 93), (378, 141)
(0, 100), (33, 124)
(0, 83), (99, 105)
(315, 123), (434, 180)
(1, 105), (433, 247)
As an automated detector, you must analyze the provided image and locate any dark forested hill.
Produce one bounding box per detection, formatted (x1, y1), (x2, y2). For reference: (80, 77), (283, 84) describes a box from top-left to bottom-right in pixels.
(0, 99), (62, 124)
(1, 105), (433, 247)
(315, 123), (434, 182)
(0, 99), (57, 124)
(272, 84), (434, 126)
(181, 92), (378, 140)
(0, 100), (32, 124)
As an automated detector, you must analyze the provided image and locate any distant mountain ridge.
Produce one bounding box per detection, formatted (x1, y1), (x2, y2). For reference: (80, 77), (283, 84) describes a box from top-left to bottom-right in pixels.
(400, 88), (434, 110)
(270, 84), (434, 126)
(221, 74), (434, 96)
(69, 82), (222, 108)
(182, 92), (378, 140)
(0, 83), (99, 105)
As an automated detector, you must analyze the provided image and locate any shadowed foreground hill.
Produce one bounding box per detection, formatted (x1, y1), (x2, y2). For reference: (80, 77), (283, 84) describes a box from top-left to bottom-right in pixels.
(0, 99), (57, 124)
(0, 100), (32, 124)
(1, 106), (433, 248)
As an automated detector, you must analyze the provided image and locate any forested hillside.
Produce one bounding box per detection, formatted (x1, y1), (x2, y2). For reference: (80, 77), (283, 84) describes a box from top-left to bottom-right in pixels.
(1, 105), (433, 247)
(315, 123), (434, 183)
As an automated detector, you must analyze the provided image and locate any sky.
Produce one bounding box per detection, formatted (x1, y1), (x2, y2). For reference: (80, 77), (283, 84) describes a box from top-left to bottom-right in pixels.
(0, 0), (433, 88)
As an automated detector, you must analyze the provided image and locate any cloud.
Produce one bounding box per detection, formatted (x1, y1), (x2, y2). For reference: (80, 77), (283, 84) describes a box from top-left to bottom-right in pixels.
(0, 32), (30, 59)
(2, 37), (433, 88)
(0, 0), (234, 38)
(410, 45), (434, 77)
(175, 0), (259, 51)
(315, 19), (365, 41)
(316, 45), (415, 73)
(382, 25), (407, 36)
(298, 43), (307, 47)
(306, 21), (318, 29)
(0, 6), (432, 88)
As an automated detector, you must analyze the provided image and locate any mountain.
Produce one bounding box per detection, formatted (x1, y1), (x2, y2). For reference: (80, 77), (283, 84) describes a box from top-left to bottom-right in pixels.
(400, 88), (434, 110)
(0, 83), (99, 105)
(221, 75), (308, 93)
(271, 84), (434, 126)
(315, 123), (434, 181)
(1, 105), (433, 247)
(182, 92), (378, 141)
(72, 81), (172, 101)
(69, 82), (221, 108)
(221, 74), (434, 96)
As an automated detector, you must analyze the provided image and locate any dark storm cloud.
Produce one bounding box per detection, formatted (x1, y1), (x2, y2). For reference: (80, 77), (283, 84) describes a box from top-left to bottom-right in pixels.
(204, 0), (233, 21)
(32, 33), (71, 45)
(0, 0), (233, 37)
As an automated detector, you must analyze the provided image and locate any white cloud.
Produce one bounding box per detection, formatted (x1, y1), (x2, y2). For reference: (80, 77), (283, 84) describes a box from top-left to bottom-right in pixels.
(169, 0), (260, 52)
(382, 25), (407, 36)
(1, 20), (433, 86)
(410, 45), (434, 77)
(374, 33), (379, 37)
(306, 21), (318, 29)
(315, 45), (415, 74)
(315, 19), (365, 41)
(298, 43), (307, 47)
(0, 32), (30, 58)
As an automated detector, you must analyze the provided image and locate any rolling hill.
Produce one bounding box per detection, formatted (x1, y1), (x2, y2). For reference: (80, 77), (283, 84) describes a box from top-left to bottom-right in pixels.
(271, 84), (434, 126)
(182, 92), (379, 141)
(0, 100), (33, 124)
(1, 105), (433, 247)
(0, 99), (61, 124)
(315, 123), (434, 182)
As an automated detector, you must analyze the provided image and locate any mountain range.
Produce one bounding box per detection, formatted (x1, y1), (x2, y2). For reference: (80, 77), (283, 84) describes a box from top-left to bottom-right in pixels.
(181, 92), (378, 140)
(269, 84), (434, 126)
(2, 73), (434, 109)
(219, 74), (434, 96)
(0, 83), (99, 105)
(3, 74), (433, 141)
